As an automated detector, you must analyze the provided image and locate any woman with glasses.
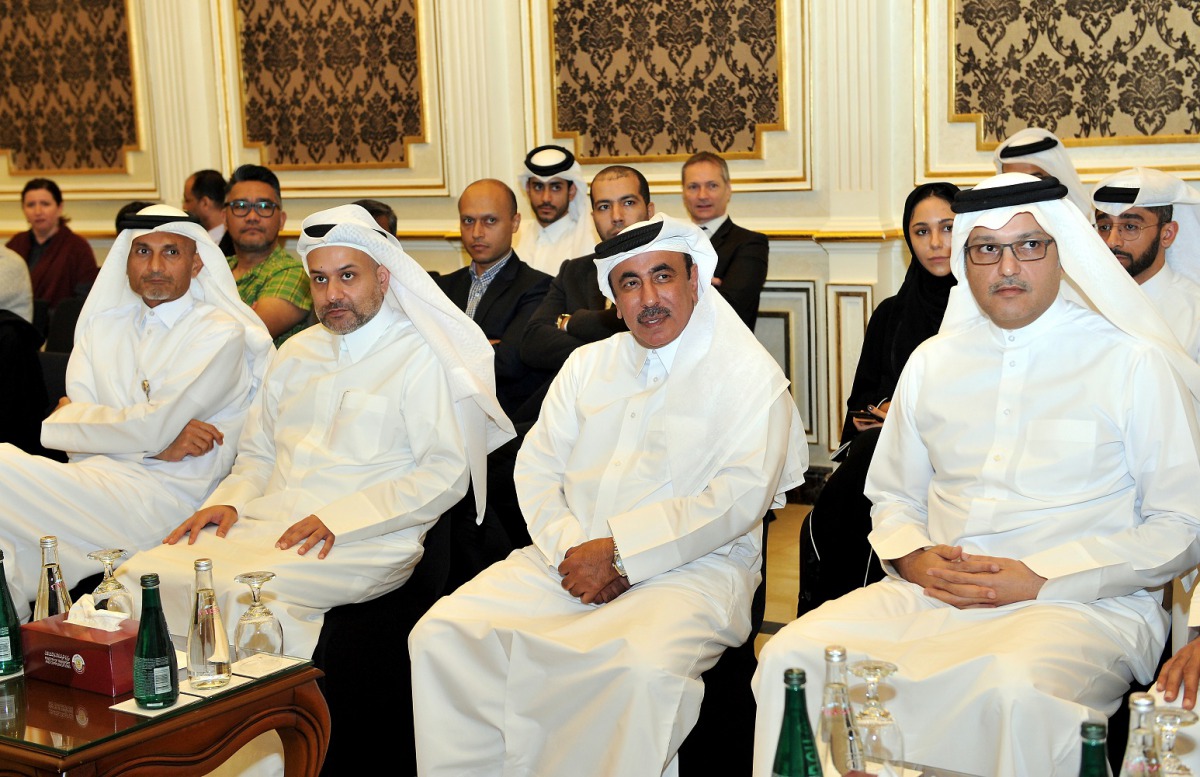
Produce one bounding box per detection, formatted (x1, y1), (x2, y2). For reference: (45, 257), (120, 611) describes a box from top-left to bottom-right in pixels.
(798, 182), (960, 616)
(6, 178), (98, 310)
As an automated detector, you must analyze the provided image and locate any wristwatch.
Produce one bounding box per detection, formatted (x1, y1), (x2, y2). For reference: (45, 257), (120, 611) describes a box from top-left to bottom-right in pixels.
(556, 313), (572, 331)
(612, 540), (627, 578)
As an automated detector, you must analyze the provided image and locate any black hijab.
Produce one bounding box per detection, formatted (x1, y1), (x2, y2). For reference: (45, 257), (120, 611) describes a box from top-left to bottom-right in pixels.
(886, 182), (960, 378)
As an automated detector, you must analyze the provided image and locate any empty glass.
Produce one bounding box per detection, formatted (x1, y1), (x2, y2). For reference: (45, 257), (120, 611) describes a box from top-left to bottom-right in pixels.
(1157, 708), (1198, 776)
(87, 549), (132, 616)
(850, 659), (905, 775)
(233, 571), (284, 660)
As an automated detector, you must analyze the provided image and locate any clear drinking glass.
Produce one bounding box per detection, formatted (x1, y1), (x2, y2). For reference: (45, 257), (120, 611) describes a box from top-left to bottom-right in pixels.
(233, 571), (284, 660)
(850, 659), (905, 776)
(1157, 708), (1198, 776)
(87, 549), (132, 616)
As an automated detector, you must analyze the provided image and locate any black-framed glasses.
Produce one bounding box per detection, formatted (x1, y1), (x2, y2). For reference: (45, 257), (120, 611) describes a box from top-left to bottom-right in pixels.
(1095, 220), (1162, 241)
(965, 238), (1056, 265)
(225, 199), (279, 217)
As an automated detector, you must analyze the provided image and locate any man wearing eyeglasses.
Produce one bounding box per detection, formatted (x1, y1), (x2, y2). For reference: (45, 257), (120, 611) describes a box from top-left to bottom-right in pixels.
(753, 174), (1200, 777)
(224, 164), (312, 345)
(1093, 167), (1200, 361)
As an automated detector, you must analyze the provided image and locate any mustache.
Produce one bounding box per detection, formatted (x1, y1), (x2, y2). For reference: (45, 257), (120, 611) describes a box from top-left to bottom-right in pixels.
(140, 272), (171, 282)
(637, 305), (670, 324)
(988, 278), (1030, 294)
(1111, 249), (1133, 261)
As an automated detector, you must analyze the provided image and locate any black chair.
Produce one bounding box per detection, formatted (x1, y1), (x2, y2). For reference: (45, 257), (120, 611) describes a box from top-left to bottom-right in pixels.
(45, 296), (84, 354)
(679, 511), (772, 774)
(311, 513), (452, 777)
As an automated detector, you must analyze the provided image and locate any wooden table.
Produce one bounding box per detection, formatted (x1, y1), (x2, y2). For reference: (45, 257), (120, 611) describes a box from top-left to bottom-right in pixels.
(0, 663), (329, 776)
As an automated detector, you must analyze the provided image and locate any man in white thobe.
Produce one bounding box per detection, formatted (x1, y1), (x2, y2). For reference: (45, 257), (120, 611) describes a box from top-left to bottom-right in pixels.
(753, 174), (1200, 777)
(514, 144), (599, 275)
(118, 205), (513, 659)
(410, 214), (808, 777)
(1093, 167), (1200, 361)
(994, 127), (1093, 223)
(0, 205), (271, 621)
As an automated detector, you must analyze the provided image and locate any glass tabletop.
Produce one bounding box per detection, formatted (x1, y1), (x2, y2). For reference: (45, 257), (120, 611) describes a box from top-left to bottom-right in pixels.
(0, 653), (312, 757)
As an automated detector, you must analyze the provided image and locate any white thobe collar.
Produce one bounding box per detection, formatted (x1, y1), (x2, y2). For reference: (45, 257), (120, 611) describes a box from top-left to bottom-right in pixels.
(137, 293), (194, 332)
(1138, 262), (1175, 295)
(536, 213), (579, 243)
(630, 334), (682, 380)
(693, 214), (729, 237)
(985, 294), (1069, 348)
(335, 301), (404, 364)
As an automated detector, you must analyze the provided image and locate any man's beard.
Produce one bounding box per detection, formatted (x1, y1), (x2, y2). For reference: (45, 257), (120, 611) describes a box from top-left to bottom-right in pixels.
(318, 297), (381, 334)
(1113, 230), (1161, 280)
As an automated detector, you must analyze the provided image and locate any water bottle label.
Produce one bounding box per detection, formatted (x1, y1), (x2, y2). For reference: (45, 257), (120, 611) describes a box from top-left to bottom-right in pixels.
(152, 665), (172, 693)
(0, 634), (9, 662)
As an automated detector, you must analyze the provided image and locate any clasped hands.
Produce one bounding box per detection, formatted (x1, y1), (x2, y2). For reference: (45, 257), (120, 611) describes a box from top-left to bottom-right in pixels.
(893, 544), (1045, 608)
(164, 505), (337, 559)
(559, 538), (629, 605)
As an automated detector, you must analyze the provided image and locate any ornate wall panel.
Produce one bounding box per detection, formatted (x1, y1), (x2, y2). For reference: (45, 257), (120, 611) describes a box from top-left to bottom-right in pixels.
(549, 0), (784, 161)
(825, 285), (871, 451)
(954, 0), (1200, 145)
(0, 0), (138, 173)
(236, 0), (426, 169)
(757, 281), (818, 444)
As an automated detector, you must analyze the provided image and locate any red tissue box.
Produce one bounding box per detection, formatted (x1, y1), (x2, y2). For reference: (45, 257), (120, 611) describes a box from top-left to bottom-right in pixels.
(20, 614), (138, 696)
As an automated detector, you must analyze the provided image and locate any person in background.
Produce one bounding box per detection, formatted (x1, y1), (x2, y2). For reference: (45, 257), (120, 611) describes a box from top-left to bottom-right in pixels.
(6, 178), (97, 308)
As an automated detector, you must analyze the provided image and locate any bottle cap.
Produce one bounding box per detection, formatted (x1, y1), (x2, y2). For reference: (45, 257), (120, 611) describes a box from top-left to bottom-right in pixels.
(194, 558), (213, 572)
(1129, 692), (1155, 712)
(39, 536), (58, 549)
(1081, 721), (1106, 740)
(140, 573), (160, 588)
(783, 668), (807, 686)
(824, 645), (847, 661)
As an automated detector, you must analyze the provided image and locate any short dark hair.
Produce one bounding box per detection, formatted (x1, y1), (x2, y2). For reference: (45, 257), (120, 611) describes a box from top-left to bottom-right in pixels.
(681, 152), (730, 184)
(22, 178), (62, 205)
(189, 169), (227, 205)
(353, 199), (398, 236)
(590, 166), (651, 206)
(1144, 204), (1174, 224)
(226, 164), (282, 202)
(114, 201), (157, 231)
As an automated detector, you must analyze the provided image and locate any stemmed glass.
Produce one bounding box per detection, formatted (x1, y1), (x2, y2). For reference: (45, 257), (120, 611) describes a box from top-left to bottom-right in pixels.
(850, 659), (905, 776)
(233, 571), (284, 660)
(1157, 708), (1198, 776)
(87, 549), (132, 616)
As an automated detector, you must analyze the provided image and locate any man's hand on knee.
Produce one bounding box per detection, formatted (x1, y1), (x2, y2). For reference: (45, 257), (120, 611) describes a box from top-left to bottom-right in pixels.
(892, 545), (1000, 608)
(559, 538), (620, 604)
(594, 576), (631, 604)
(1159, 638), (1200, 710)
(276, 515), (335, 559)
(164, 505), (238, 545)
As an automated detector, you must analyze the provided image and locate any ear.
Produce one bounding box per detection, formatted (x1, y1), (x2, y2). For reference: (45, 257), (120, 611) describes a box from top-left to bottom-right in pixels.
(512, 212), (521, 233)
(1160, 220), (1180, 250)
(376, 263), (390, 291)
(190, 252), (203, 278)
(646, 201), (656, 217)
(568, 182), (577, 199)
(278, 209), (287, 229)
(689, 267), (700, 302)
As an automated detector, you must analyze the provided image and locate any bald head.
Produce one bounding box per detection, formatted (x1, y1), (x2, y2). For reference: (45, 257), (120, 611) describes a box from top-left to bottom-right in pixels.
(459, 179), (521, 270)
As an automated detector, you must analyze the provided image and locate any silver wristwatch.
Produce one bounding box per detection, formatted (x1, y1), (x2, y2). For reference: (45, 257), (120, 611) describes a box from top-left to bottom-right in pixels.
(612, 540), (627, 578)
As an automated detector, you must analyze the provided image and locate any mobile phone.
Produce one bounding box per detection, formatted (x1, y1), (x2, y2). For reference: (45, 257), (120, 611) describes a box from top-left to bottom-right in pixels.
(848, 409), (884, 422)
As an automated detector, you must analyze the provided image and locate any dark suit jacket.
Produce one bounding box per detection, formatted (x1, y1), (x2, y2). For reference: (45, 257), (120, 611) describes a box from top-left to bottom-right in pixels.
(218, 229), (235, 258)
(435, 254), (552, 417)
(520, 253), (628, 373)
(708, 217), (769, 330)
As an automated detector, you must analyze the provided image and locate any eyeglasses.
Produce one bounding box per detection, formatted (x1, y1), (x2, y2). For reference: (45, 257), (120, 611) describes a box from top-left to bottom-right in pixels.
(225, 199), (280, 217)
(965, 238), (1056, 265)
(1095, 221), (1162, 241)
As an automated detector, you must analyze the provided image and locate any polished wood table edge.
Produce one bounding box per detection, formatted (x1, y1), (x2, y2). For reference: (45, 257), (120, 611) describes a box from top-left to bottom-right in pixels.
(0, 666), (329, 777)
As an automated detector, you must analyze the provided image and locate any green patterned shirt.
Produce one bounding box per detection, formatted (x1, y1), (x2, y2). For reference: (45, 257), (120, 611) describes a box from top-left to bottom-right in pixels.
(228, 244), (312, 346)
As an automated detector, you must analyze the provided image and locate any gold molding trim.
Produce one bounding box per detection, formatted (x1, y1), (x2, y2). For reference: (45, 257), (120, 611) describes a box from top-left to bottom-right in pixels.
(828, 286), (871, 451)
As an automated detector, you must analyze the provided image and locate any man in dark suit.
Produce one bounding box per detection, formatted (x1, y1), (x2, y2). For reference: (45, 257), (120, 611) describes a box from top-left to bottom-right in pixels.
(182, 169), (236, 257)
(436, 179), (552, 574)
(681, 151), (769, 330)
(521, 165), (653, 374)
(436, 179), (551, 418)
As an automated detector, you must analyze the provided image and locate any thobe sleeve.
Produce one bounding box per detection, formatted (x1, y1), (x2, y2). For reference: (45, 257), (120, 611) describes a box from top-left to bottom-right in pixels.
(202, 355), (284, 513)
(606, 393), (793, 584)
(515, 354), (591, 565)
(863, 357), (936, 576)
(316, 350), (469, 544)
(1027, 350), (1200, 602)
(40, 318), (247, 457)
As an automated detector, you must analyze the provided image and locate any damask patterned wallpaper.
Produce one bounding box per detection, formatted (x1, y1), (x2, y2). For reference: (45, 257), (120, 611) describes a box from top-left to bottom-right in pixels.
(238, 0), (424, 168)
(0, 0), (137, 173)
(552, 0), (782, 160)
(955, 0), (1200, 144)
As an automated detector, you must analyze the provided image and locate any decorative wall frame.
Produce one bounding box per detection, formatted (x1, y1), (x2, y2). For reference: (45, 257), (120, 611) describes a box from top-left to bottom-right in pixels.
(758, 281), (818, 444)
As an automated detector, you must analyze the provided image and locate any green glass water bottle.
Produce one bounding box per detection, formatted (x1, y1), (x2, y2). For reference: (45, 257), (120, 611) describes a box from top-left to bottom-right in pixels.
(772, 667), (824, 776)
(133, 574), (178, 709)
(1078, 721), (1108, 777)
(0, 550), (23, 676)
